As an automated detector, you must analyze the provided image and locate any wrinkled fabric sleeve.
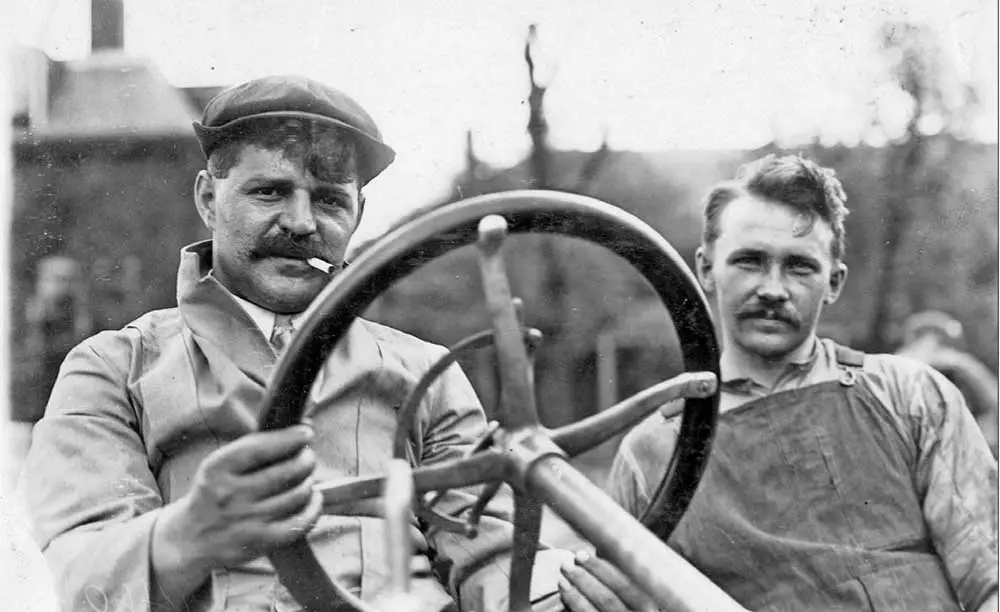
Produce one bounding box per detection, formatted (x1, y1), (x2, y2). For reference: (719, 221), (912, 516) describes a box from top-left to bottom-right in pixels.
(417, 358), (571, 612)
(604, 409), (682, 521)
(23, 330), (167, 612)
(905, 365), (999, 610)
(605, 441), (652, 519)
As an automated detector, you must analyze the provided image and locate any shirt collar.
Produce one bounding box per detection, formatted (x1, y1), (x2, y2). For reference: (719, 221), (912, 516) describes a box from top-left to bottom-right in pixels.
(222, 280), (305, 340)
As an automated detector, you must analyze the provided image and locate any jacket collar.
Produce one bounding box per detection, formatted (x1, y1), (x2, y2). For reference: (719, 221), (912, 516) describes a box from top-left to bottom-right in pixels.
(176, 240), (276, 386)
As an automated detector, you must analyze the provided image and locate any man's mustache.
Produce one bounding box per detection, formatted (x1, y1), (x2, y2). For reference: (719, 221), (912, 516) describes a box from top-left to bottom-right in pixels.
(251, 235), (326, 261)
(737, 305), (801, 329)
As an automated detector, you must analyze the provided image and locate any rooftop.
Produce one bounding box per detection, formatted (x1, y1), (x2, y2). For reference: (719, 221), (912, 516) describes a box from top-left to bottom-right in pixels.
(13, 45), (201, 142)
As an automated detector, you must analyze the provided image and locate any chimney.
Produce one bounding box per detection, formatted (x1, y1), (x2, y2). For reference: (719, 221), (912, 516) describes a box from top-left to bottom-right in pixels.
(91, 0), (124, 52)
(11, 46), (52, 129)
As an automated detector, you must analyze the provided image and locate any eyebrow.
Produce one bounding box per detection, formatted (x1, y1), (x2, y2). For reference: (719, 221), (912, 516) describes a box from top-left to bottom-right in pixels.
(312, 183), (352, 197)
(786, 253), (822, 267)
(241, 176), (353, 195)
(726, 248), (822, 266)
(242, 176), (290, 186)
(726, 247), (766, 261)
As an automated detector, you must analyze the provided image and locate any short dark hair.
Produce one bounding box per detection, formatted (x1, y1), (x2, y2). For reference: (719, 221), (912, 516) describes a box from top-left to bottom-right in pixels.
(702, 154), (849, 260)
(206, 117), (360, 187)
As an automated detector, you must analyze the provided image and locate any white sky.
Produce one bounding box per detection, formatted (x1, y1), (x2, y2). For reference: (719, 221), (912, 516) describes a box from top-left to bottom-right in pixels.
(7, 0), (999, 241)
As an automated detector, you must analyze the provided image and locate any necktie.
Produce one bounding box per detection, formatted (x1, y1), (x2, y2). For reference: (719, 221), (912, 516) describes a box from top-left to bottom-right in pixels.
(270, 314), (295, 355)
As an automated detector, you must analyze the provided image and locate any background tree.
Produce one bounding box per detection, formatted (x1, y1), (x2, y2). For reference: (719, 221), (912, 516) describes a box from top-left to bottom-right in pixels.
(864, 21), (988, 353)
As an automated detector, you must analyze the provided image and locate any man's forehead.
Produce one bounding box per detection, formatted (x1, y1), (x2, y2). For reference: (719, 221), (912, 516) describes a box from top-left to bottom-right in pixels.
(229, 144), (358, 189)
(715, 195), (835, 252)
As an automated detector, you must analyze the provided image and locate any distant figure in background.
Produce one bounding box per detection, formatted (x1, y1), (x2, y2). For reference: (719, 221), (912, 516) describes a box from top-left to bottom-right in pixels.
(897, 310), (999, 458)
(5, 256), (91, 493)
(12, 255), (91, 424)
(90, 254), (144, 331)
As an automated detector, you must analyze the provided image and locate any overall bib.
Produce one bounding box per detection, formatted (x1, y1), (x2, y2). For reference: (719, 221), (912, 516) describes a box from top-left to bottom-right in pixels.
(668, 347), (960, 611)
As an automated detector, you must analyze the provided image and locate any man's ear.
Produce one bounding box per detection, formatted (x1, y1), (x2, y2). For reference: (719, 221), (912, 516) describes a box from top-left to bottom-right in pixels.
(825, 261), (848, 304)
(193, 170), (218, 232)
(355, 190), (366, 228)
(695, 246), (715, 294)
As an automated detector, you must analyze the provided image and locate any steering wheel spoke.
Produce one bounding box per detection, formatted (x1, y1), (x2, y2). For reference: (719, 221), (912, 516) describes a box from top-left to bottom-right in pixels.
(551, 371), (718, 457)
(383, 460), (415, 600)
(476, 215), (540, 430)
(463, 480), (505, 538)
(509, 491), (544, 612)
(317, 451), (510, 514)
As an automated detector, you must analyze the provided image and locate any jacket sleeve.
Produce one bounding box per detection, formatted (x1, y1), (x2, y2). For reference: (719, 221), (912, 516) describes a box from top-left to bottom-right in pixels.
(416, 359), (573, 612)
(23, 330), (167, 612)
(604, 408), (682, 520)
(908, 365), (999, 610)
(605, 439), (653, 519)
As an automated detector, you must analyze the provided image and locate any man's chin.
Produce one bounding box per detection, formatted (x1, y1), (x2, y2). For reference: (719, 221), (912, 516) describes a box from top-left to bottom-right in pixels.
(738, 331), (803, 360)
(252, 280), (325, 314)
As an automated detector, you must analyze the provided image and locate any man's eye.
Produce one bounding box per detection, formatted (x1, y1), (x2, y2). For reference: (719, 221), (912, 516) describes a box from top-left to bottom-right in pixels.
(316, 195), (344, 209)
(788, 262), (818, 275)
(252, 186), (283, 199)
(733, 257), (761, 269)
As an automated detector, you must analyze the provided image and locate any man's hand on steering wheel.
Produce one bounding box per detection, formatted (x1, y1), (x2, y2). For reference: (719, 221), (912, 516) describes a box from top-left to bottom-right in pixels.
(560, 551), (659, 612)
(150, 424), (323, 604)
(175, 424), (324, 565)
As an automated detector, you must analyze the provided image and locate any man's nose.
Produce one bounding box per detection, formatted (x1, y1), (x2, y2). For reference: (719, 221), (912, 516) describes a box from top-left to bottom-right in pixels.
(756, 267), (789, 302)
(279, 190), (317, 235)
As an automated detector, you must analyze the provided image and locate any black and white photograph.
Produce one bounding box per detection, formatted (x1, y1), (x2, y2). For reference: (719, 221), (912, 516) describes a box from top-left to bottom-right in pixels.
(2, 1), (997, 611)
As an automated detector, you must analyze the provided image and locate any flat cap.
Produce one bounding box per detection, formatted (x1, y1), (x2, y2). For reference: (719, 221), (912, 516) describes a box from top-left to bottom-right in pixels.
(193, 75), (395, 185)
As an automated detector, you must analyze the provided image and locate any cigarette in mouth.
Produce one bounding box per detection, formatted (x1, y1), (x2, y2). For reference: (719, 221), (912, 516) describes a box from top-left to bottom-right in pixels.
(306, 257), (334, 274)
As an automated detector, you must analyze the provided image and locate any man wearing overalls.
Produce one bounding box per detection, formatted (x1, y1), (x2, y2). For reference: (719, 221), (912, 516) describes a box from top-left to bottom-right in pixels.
(603, 155), (998, 611)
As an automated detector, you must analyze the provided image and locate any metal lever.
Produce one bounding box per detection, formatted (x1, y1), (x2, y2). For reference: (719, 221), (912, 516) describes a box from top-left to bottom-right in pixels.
(374, 459), (424, 612)
(384, 459), (414, 597)
(476, 215), (539, 430)
(551, 371), (718, 457)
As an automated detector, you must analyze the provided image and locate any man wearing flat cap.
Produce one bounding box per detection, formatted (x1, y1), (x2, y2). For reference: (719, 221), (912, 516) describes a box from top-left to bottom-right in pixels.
(23, 75), (613, 612)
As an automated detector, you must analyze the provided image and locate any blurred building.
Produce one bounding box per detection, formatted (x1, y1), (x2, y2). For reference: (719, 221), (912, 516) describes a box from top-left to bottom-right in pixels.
(8, 0), (214, 422)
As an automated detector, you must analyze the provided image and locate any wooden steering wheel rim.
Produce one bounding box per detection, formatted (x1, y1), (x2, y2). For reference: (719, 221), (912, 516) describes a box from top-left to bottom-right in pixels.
(257, 189), (720, 611)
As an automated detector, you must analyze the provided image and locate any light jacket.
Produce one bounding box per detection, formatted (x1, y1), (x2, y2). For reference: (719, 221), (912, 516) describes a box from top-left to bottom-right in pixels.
(25, 241), (567, 611)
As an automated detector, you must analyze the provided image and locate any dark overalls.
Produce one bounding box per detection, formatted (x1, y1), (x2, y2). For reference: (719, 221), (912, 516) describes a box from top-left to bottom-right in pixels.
(668, 347), (961, 611)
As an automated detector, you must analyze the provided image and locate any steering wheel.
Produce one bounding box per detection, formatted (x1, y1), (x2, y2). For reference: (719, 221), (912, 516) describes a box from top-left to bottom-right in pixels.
(255, 190), (741, 612)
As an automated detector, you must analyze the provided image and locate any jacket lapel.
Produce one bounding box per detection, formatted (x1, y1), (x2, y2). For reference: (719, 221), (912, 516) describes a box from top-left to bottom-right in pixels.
(176, 242), (276, 391)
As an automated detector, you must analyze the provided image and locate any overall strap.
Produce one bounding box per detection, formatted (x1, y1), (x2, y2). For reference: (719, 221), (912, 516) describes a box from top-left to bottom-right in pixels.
(835, 344), (865, 368)
(834, 343), (865, 386)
